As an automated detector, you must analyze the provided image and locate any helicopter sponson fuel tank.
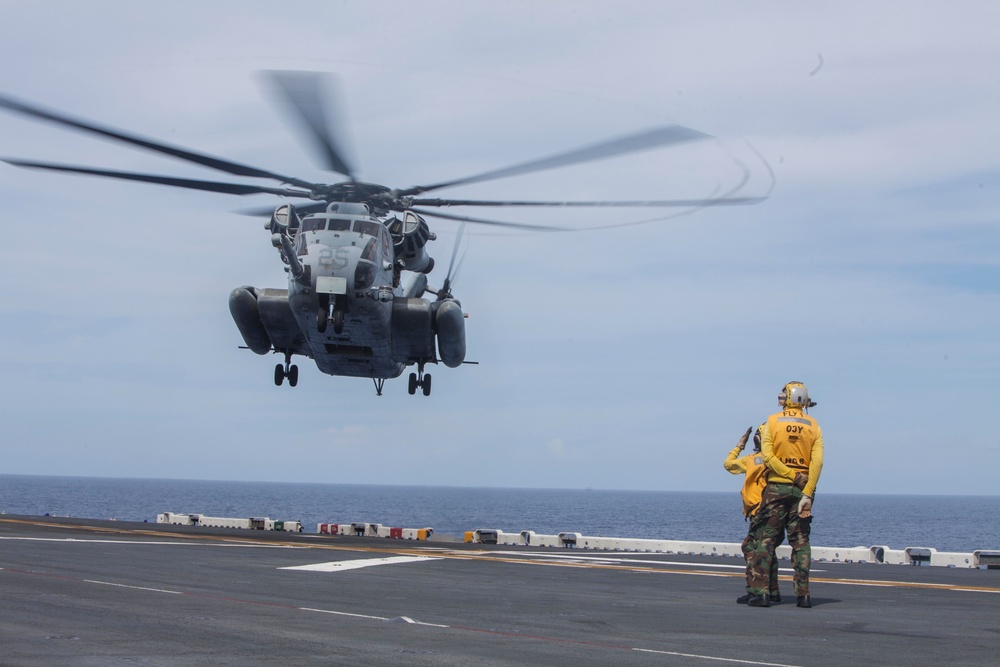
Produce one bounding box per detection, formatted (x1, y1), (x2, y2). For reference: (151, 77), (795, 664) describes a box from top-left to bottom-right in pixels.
(229, 287), (307, 357)
(433, 299), (466, 368)
(229, 287), (271, 355)
(386, 296), (466, 368)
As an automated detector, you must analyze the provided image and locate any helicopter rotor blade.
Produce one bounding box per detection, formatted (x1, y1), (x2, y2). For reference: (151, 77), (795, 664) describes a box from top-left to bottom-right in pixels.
(235, 201), (329, 217)
(230, 195), (767, 220)
(398, 125), (710, 197)
(260, 70), (356, 180)
(409, 207), (564, 231)
(0, 93), (320, 190)
(1, 158), (315, 197)
(411, 196), (766, 208)
(441, 222), (467, 297)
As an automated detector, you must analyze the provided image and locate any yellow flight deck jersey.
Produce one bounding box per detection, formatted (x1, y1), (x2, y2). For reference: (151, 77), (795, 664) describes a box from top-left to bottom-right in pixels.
(760, 409), (824, 498)
(724, 442), (768, 517)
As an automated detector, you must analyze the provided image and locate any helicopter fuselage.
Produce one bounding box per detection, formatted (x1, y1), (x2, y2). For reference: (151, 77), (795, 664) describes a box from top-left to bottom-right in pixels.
(229, 202), (465, 393)
(290, 208), (403, 379)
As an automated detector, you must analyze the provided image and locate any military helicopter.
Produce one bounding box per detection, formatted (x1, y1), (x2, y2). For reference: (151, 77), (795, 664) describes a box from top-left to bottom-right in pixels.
(0, 72), (762, 396)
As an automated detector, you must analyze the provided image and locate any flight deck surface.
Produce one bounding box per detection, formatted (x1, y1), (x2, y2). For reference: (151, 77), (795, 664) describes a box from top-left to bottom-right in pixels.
(1, 515), (997, 665)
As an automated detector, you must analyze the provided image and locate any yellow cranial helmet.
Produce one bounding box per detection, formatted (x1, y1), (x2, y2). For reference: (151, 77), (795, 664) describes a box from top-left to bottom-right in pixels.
(783, 381), (810, 409)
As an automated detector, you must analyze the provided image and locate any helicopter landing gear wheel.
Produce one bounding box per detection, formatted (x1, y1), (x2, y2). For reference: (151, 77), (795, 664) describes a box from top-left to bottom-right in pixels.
(274, 352), (297, 387)
(332, 307), (344, 335)
(408, 363), (432, 396)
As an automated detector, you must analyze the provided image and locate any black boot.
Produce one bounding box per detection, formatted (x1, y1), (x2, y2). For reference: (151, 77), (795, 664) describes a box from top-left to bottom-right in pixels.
(747, 595), (771, 607)
(736, 593), (754, 604)
(769, 591), (782, 603)
(796, 595), (811, 608)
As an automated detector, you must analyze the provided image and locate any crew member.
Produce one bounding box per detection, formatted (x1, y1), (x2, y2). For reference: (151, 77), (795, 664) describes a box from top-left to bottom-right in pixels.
(724, 422), (782, 604)
(747, 381), (824, 609)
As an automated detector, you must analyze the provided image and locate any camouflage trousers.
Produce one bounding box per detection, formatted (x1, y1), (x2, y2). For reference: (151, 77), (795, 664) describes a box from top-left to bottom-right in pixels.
(742, 511), (782, 595)
(747, 483), (812, 597)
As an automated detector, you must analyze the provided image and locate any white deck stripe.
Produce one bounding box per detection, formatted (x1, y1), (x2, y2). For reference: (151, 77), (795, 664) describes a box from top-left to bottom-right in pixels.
(299, 607), (390, 621)
(280, 556), (441, 572)
(525, 553), (751, 570)
(84, 580), (182, 595)
(634, 648), (803, 666)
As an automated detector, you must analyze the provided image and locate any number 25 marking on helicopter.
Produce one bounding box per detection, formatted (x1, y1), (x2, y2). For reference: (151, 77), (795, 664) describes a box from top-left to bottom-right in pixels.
(0, 72), (762, 396)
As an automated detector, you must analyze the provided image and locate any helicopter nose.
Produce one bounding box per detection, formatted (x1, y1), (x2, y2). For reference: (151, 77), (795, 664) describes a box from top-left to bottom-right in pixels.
(302, 243), (354, 275)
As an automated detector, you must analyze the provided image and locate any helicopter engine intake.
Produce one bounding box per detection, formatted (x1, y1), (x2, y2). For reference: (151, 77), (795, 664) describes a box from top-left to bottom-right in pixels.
(389, 210), (436, 274)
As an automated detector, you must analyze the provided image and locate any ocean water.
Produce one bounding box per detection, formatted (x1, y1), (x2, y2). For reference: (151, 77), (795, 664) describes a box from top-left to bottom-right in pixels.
(1, 475), (997, 553)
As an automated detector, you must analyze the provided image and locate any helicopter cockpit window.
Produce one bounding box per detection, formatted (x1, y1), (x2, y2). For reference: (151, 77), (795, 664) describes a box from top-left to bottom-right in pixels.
(360, 238), (378, 262)
(354, 220), (384, 239)
(302, 218), (326, 232)
(327, 219), (351, 232)
(354, 261), (376, 290)
(380, 226), (392, 260)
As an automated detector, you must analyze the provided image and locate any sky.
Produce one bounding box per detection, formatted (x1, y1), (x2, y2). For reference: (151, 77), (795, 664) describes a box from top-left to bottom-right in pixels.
(0, 1), (997, 496)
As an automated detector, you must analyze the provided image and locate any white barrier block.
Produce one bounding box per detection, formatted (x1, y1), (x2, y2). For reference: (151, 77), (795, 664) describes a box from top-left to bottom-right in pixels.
(510, 532), (560, 547)
(157, 512), (195, 525)
(930, 551), (975, 567)
(812, 546), (873, 563)
(199, 516), (253, 529)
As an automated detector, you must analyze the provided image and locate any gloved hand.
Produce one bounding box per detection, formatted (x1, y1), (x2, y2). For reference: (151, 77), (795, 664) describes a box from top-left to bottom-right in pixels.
(737, 427), (752, 451)
(793, 473), (808, 489)
(797, 495), (813, 518)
